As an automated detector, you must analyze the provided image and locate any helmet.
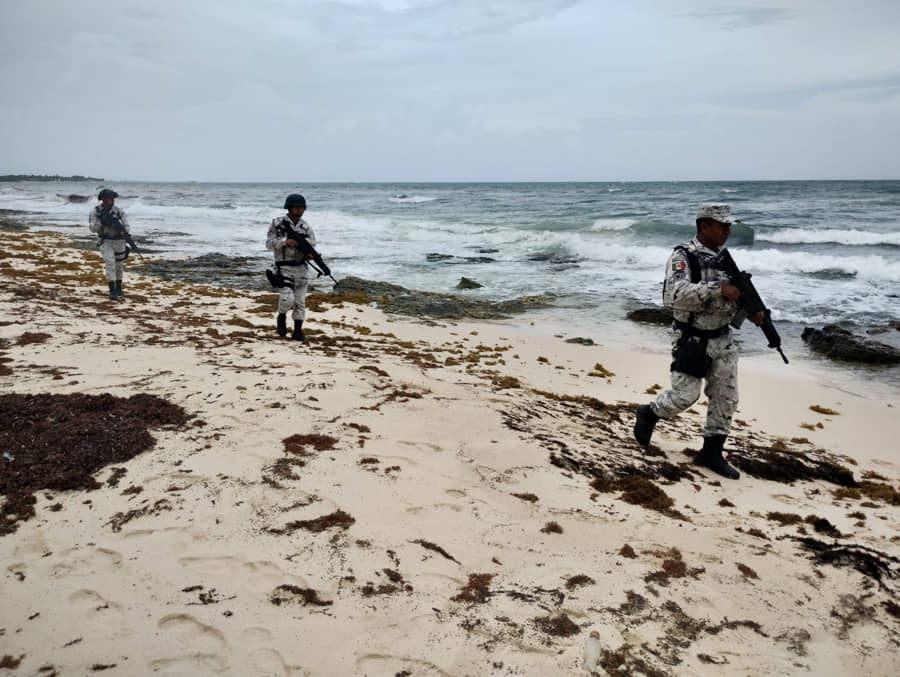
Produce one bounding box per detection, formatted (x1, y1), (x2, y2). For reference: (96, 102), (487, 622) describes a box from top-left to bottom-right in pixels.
(283, 193), (306, 210)
(98, 188), (119, 200)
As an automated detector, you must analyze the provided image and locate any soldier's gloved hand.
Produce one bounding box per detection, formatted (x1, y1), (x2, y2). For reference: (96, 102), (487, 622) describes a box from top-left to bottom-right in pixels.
(749, 311), (765, 326)
(286, 239), (298, 248)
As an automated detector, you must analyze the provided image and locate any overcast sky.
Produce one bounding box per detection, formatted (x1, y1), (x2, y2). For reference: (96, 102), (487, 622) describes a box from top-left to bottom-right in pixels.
(1, 0), (899, 182)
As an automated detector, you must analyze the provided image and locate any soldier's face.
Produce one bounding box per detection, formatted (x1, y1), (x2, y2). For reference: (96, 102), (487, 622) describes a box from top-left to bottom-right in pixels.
(702, 220), (730, 248)
(101, 198), (114, 208)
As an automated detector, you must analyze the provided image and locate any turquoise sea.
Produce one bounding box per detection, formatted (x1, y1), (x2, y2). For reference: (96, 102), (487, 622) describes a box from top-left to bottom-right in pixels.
(2, 179), (898, 385)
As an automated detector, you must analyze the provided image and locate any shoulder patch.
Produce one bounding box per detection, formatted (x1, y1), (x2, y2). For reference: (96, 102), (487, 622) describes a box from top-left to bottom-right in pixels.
(672, 261), (686, 272)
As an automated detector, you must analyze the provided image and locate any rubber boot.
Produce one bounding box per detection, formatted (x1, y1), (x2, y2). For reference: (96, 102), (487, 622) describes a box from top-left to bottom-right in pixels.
(276, 313), (287, 337)
(633, 404), (659, 446)
(107, 281), (118, 300)
(291, 320), (306, 342)
(694, 434), (740, 480)
(115, 279), (123, 298)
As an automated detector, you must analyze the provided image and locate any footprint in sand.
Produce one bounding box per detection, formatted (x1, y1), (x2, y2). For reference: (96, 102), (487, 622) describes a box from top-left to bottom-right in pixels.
(149, 613), (230, 673)
(68, 589), (124, 618)
(178, 556), (308, 594)
(50, 547), (123, 578)
(356, 654), (451, 676)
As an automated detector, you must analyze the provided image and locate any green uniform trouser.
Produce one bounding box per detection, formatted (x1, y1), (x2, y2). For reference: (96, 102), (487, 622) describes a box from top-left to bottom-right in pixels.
(651, 329), (739, 437)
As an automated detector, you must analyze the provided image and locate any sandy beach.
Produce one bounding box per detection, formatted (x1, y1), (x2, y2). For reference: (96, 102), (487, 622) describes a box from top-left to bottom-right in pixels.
(1, 229), (898, 676)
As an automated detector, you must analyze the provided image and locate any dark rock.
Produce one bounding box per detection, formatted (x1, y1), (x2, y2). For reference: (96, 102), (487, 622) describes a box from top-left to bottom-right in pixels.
(333, 276), (552, 320)
(456, 277), (483, 290)
(801, 325), (900, 364)
(564, 337), (594, 345)
(133, 252), (269, 291)
(65, 194), (90, 203)
(426, 252), (495, 264)
(627, 307), (674, 325)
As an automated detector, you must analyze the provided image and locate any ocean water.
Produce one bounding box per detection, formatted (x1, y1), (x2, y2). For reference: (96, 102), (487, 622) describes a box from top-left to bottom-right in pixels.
(2, 179), (899, 386)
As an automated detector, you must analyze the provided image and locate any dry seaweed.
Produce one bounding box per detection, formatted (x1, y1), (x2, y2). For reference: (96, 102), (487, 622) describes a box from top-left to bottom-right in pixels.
(452, 573), (494, 603)
(412, 539), (459, 564)
(0, 392), (190, 535)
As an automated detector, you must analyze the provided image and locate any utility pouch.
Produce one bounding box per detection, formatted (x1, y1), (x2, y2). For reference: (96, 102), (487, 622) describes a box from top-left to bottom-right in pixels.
(265, 266), (286, 289)
(671, 334), (711, 378)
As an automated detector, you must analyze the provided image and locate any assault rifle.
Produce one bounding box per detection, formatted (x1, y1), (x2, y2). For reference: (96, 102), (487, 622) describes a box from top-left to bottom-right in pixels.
(281, 221), (337, 284)
(711, 248), (788, 364)
(99, 208), (143, 259)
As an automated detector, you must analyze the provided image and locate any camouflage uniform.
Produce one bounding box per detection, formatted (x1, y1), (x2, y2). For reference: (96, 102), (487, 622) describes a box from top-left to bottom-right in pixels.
(89, 204), (130, 282)
(650, 227), (747, 437)
(266, 215), (316, 322)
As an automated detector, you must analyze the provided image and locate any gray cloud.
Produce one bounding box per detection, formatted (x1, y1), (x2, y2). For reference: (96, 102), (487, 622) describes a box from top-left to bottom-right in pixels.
(0, 0), (898, 181)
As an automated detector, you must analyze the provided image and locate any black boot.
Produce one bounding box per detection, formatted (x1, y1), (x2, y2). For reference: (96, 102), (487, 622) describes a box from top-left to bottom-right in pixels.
(107, 281), (118, 300)
(633, 404), (659, 446)
(115, 279), (123, 298)
(276, 313), (287, 337)
(291, 320), (306, 342)
(694, 435), (740, 480)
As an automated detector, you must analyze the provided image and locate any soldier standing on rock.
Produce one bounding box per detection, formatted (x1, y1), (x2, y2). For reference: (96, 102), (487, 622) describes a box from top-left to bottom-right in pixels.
(89, 188), (132, 300)
(632, 204), (764, 480)
(266, 193), (316, 341)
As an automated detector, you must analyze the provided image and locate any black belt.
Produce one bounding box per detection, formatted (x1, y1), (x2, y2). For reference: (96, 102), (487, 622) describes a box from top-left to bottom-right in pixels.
(674, 321), (730, 339)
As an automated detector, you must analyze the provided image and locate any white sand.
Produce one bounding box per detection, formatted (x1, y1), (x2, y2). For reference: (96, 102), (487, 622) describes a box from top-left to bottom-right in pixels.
(1, 230), (898, 676)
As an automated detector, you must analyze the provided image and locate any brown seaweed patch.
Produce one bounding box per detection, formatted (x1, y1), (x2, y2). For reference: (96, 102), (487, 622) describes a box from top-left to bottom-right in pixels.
(492, 375), (521, 389)
(731, 446), (856, 486)
(534, 613), (580, 637)
(0, 392), (190, 535)
(592, 475), (688, 521)
(15, 332), (52, 345)
(766, 511), (804, 526)
(540, 521), (563, 534)
(107, 498), (173, 532)
(619, 544), (638, 559)
(282, 433), (338, 455)
(599, 646), (668, 677)
(736, 563), (759, 579)
(359, 364), (389, 378)
(565, 574), (595, 589)
(277, 509), (355, 534)
(810, 404), (840, 415)
(0, 655), (24, 669)
(718, 498), (735, 507)
(511, 492), (539, 503)
(269, 584), (332, 606)
(452, 573), (494, 603)
(793, 537), (900, 592)
(412, 539), (459, 564)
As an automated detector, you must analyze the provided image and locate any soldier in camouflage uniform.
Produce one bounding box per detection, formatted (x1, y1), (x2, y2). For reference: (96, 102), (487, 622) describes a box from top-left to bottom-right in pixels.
(266, 193), (316, 341)
(89, 188), (131, 300)
(633, 204), (764, 480)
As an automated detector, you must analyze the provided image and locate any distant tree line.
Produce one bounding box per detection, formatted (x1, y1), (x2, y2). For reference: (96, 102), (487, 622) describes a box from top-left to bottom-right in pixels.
(0, 174), (104, 182)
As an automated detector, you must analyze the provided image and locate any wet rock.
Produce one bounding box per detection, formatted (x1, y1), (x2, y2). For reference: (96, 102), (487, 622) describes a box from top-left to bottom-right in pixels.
(63, 194), (90, 203)
(333, 276), (552, 320)
(627, 307), (674, 325)
(801, 325), (900, 364)
(564, 337), (594, 345)
(456, 277), (483, 290)
(133, 252), (269, 290)
(426, 252), (495, 264)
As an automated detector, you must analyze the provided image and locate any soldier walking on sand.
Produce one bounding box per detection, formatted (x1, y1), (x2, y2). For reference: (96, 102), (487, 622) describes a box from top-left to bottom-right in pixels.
(89, 188), (132, 300)
(632, 204), (764, 480)
(266, 193), (316, 341)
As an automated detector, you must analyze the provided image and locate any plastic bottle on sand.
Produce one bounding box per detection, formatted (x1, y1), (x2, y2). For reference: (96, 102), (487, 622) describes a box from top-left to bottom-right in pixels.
(583, 630), (601, 672)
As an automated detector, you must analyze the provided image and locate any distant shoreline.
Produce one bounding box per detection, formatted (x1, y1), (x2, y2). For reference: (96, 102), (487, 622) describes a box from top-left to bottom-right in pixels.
(0, 174), (104, 182)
